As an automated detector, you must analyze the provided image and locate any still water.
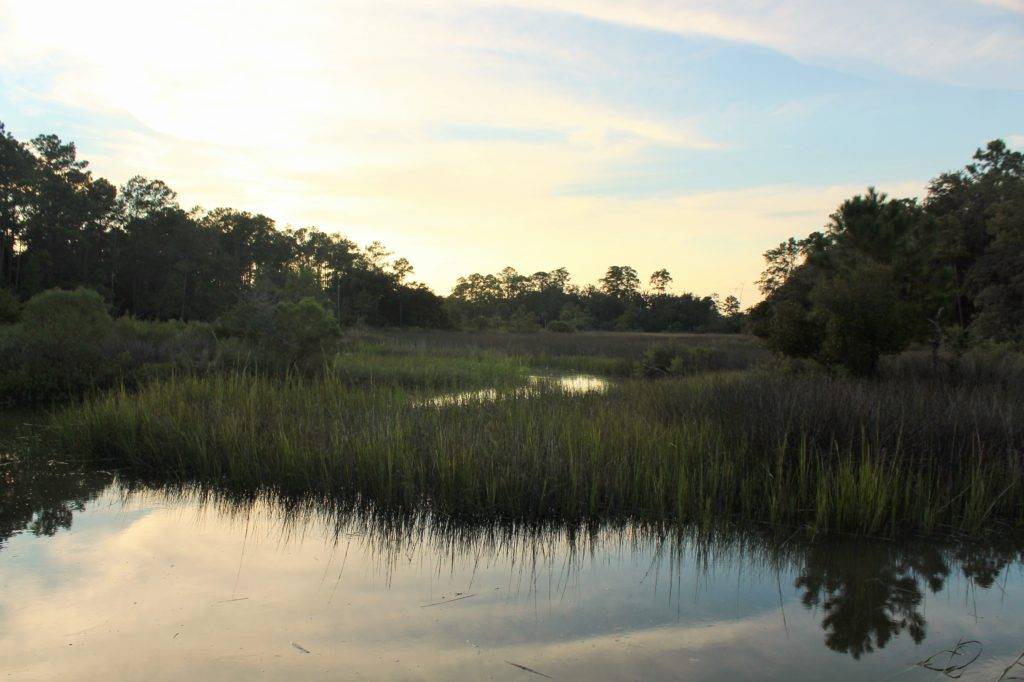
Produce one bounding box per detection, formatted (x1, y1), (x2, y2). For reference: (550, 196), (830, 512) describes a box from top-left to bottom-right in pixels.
(2, 457), (1024, 681)
(420, 374), (609, 407)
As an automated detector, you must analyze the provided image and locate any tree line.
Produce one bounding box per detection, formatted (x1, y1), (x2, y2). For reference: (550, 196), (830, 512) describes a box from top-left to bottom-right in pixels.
(0, 122), (447, 327)
(447, 265), (742, 332)
(752, 140), (1024, 374)
(0, 121), (744, 334)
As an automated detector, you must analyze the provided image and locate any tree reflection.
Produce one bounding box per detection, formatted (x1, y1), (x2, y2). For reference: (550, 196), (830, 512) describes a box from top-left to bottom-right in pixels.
(0, 456), (112, 550)
(794, 538), (1024, 660)
(794, 541), (947, 658)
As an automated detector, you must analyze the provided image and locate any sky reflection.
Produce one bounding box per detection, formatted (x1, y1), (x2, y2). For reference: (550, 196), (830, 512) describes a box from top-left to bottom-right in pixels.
(2, 466), (1024, 680)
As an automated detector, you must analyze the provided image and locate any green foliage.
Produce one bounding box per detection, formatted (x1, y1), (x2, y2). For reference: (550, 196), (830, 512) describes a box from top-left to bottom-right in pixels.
(0, 288), (20, 324)
(505, 311), (540, 333)
(810, 261), (910, 375)
(640, 343), (716, 377)
(448, 265), (724, 333)
(640, 343), (677, 376)
(22, 287), (112, 344)
(268, 298), (341, 369)
(0, 288), (223, 404)
(0, 122), (448, 328)
(754, 141), (1024, 372)
(763, 301), (819, 358)
(1, 288), (113, 400)
(545, 319), (575, 333)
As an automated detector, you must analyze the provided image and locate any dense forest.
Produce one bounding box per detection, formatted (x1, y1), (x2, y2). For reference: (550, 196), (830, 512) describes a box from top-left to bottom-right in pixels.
(0, 122), (447, 328)
(751, 140), (1024, 374)
(0, 122), (740, 334)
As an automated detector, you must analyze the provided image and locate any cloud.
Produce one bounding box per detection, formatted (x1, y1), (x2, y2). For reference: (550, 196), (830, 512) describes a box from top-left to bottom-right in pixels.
(0, 1), (987, 296)
(498, 0), (1024, 88)
(1008, 134), (1024, 148)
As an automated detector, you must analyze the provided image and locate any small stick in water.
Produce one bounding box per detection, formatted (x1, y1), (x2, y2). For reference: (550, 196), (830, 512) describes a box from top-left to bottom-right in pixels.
(505, 660), (553, 678)
(291, 642), (311, 654)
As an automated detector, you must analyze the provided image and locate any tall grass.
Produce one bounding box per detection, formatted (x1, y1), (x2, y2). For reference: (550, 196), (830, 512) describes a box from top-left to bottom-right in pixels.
(345, 329), (770, 377)
(49, 367), (1024, 536)
(331, 349), (526, 389)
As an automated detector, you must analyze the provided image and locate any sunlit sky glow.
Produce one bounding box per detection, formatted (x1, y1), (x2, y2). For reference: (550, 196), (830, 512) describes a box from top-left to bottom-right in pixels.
(1, 0), (1022, 298)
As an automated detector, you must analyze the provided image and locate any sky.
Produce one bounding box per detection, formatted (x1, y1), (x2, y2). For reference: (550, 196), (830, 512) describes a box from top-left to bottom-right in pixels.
(1, 1), (1022, 300)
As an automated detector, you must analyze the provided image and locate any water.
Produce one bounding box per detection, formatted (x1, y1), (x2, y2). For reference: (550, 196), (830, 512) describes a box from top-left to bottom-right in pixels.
(2, 459), (1024, 680)
(420, 373), (608, 407)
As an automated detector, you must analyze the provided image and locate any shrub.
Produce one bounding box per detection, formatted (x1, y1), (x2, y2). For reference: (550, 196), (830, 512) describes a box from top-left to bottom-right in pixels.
(810, 262), (909, 375)
(267, 298), (341, 370)
(6, 288), (114, 400)
(22, 288), (112, 345)
(640, 343), (677, 376)
(667, 347), (712, 375)
(545, 320), (575, 333)
(506, 311), (540, 333)
(0, 289), (20, 324)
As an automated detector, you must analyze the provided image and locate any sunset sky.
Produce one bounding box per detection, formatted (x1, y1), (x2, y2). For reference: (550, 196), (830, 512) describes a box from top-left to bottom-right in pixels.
(1, 1), (1022, 300)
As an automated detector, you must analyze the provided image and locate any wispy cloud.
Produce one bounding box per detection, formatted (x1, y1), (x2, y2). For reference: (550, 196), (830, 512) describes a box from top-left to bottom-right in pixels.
(0, 1), (1017, 295)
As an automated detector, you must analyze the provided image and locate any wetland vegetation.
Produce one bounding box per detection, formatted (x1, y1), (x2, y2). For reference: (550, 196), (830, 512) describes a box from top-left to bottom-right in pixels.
(2, 125), (1024, 541)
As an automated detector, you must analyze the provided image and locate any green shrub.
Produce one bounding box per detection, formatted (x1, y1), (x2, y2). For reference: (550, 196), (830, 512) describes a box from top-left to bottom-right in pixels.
(640, 343), (677, 376)
(267, 298), (341, 370)
(506, 311), (540, 333)
(545, 320), (575, 333)
(217, 296), (340, 371)
(22, 288), (112, 344)
(5, 288), (114, 400)
(641, 344), (725, 377)
(667, 347), (712, 375)
(0, 289), (21, 324)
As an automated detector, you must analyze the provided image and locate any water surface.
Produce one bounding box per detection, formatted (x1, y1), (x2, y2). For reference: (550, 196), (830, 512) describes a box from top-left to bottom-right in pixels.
(420, 373), (608, 407)
(2, 458), (1024, 680)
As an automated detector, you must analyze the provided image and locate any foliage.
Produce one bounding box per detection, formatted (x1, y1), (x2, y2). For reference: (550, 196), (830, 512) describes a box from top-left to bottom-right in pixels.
(810, 261), (910, 374)
(217, 296), (340, 371)
(267, 298), (341, 370)
(447, 264), (726, 333)
(545, 319), (575, 333)
(0, 122), (448, 328)
(753, 140), (1024, 373)
(0, 288), (113, 400)
(0, 288), (20, 323)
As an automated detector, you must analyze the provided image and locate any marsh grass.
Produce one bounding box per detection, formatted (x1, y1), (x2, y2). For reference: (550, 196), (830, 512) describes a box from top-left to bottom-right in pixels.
(49, 363), (1024, 536)
(332, 349), (527, 389)
(345, 329), (770, 378)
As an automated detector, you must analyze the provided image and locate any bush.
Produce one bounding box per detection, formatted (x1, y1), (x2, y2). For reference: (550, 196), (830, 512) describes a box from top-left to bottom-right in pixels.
(545, 320), (575, 333)
(3, 288), (114, 400)
(22, 288), (112, 344)
(667, 347), (712, 375)
(640, 344), (677, 376)
(267, 298), (341, 370)
(640, 343), (733, 377)
(217, 296), (340, 371)
(506, 311), (540, 333)
(810, 262), (909, 375)
(0, 289), (20, 324)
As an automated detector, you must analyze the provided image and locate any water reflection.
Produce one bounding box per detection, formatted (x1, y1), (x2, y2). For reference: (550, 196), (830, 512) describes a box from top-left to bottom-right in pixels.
(420, 373), (608, 407)
(2, 460), (1024, 680)
(794, 542), (943, 658)
(0, 455), (112, 550)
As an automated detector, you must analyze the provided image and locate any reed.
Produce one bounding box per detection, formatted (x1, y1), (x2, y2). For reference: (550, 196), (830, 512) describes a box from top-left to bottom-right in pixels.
(48, 365), (1024, 536)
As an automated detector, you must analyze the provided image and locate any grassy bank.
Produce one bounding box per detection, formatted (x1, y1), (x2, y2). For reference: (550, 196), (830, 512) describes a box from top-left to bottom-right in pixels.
(48, 365), (1024, 536)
